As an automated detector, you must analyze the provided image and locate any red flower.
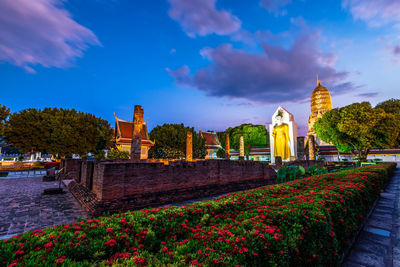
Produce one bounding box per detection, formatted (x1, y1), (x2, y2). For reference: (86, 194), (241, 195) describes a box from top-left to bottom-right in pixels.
(55, 256), (66, 263)
(191, 259), (198, 265)
(106, 228), (113, 234)
(213, 258), (219, 264)
(104, 239), (117, 248)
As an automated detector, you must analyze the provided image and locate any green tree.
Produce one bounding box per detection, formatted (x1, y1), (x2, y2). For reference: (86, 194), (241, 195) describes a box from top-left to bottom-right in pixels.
(376, 98), (400, 147)
(148, 123), (207, 159)
(0, 104), (10, 138)
(3, 108), (113, 157)
(225, 124), (269, 159)
(314, 102), (400, 161)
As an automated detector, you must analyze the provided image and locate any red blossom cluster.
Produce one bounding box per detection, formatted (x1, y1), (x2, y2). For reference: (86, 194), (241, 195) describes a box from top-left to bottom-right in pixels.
(0, 163), (395, 266)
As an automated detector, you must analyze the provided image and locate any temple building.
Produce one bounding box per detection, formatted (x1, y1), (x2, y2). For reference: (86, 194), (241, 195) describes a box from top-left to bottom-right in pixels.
(199, 130), (222, 159)
(307, 79), (332, 146)
(113, 114), (154, 159)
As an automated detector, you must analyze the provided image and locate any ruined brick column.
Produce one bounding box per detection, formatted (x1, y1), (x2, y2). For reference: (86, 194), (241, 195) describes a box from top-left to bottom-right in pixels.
(225, 133), (230, 159)
(308, 135), (316, 161)
(239, 136), (244, 160)
(186, 131), (193, 161)
(130, 105), (144, 162)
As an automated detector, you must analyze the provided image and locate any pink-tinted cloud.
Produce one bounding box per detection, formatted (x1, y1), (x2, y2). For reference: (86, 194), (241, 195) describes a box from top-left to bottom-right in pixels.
(167, 0), (241, 37)
(260, 0), (291, 14)
(168, 32), (351, 103)
(0, 0), (100, 73)
(343, 0), (400, 27)
(393, 45), (400, 55)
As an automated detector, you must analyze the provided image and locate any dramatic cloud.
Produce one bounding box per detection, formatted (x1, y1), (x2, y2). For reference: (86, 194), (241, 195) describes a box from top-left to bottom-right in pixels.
(0, 0), (100, 73)
(260, 0), (291, 14)
(167, 0), (241, 37)
(167, 32), (351, 103)
(343, 0), (400, 27)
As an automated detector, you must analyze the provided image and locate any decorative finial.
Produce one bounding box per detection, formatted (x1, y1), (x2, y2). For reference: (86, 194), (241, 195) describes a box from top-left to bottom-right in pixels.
(316, 74), (321, 85)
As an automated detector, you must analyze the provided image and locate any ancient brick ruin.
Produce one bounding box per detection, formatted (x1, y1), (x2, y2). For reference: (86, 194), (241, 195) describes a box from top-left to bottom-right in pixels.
(62, 159), (278, 216)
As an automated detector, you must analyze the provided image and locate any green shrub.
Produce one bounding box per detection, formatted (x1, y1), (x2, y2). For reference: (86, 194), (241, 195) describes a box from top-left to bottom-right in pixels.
(307, 164), (328, 176)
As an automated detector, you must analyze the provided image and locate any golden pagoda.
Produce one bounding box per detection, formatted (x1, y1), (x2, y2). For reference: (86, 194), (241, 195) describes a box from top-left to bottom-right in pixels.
(307, 78), (332, 145)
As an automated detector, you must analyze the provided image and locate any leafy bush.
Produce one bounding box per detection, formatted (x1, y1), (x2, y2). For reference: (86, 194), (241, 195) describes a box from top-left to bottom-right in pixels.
(276, 165), (305, 182)
(107, 149), (130, 160)
(307, 164), (328, 176)
(0, 163), (395, 266)
(216, 148), (225, 159)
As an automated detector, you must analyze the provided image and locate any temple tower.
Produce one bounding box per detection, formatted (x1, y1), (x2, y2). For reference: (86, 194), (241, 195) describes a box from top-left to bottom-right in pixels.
(130, 105), (144, 162)
(307, 78), (332, 146)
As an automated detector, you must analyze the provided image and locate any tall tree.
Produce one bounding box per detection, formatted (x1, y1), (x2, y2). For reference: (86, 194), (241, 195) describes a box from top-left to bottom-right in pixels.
(375, 98), (400, 147)
(314, 102), (400, 161)
(3, 108), (113, 157)
(0, 104), (10, 138)
(148, 123), (207, 159)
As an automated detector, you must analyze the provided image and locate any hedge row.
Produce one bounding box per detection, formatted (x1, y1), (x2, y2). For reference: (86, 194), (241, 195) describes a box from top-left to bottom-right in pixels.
(1, 163), (396, 266)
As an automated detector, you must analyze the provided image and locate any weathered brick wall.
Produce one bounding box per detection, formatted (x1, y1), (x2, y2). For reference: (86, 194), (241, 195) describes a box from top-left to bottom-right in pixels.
(67, 159), (277, 216)
(61, 159), (82, 181)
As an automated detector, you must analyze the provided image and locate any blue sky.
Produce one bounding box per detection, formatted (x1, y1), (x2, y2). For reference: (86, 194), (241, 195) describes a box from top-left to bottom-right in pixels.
(1, 0), (399, 135)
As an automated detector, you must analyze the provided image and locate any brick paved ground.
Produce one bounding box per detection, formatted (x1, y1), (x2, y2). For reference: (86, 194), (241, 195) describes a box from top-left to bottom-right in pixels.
(0, 177), (88, 240)
(343, 167), (400, 266)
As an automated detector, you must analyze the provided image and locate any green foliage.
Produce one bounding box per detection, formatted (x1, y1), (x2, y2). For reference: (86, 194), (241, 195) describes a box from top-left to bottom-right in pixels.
(276, 165), (303, 182)
(3, 108), (113, 157)
(0, 104), (10, 138)
(107, 149), (130, 160)
(307, 164), (328, 176)
(224, 124), (269, 151)
(376, 98), (400, 147)
(216, 148), (225, 158)
(148, 124), (206, 159)
(314, 102), (400, 161)
(2, 163), (395, 266)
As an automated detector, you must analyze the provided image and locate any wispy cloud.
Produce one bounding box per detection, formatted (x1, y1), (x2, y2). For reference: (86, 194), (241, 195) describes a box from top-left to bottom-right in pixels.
(167, 0), (241, 37)
(260, 0), (291, 15)
(0, 0), (100, 73)
(343, 0), (400, 27)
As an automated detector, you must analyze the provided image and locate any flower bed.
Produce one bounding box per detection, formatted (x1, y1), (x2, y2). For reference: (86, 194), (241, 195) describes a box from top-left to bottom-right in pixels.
(1, 163), (396, 266)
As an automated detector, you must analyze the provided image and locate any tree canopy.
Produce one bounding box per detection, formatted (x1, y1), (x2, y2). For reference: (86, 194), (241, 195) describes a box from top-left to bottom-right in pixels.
(220, 124), (269, 153)
(0, 104), (10, 138)
(314, 101), (400, 160)
(376, 98), (400, 146)
(3, 107), (113, 157)
(148, 123), (207, 159)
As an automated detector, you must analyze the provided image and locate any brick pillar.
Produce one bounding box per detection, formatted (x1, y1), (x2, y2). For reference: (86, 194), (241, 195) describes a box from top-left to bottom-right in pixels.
(239, 136), (244, 160)
(308, 135), (316, 160)
(225, 133), (230, 159)
(130, 105), (143, 162)
(186, 131), (193, 161)
(297, 136), (305, 160)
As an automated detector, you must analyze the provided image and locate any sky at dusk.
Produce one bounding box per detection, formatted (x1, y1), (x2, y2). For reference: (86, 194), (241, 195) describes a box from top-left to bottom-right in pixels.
(1, 0), (400, 135)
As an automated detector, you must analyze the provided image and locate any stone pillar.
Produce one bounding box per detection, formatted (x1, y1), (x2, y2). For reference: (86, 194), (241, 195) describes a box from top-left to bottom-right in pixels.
(239, 136), (244, 160)
(130, 105), (144, 162)
(308, 135), (316, 161)
(297, 136), (305, 160)
(225, 133), (230, 159)
(186, 131), (193, 161)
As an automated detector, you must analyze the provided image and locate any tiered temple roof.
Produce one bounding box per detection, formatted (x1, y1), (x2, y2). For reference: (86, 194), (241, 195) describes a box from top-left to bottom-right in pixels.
(114, 115), (154, 147)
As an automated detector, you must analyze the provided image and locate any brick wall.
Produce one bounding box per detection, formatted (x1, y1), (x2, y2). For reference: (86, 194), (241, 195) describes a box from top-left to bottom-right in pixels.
(65, 159), (277, 216)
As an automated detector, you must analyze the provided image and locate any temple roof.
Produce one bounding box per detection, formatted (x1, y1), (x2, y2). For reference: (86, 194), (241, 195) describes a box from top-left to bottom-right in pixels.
(114, 115), (154, 146)
(200, 131), (222, 149)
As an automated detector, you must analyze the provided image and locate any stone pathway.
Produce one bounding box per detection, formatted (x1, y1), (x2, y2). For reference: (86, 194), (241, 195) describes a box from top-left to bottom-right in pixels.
(0, 177), (88, 240)
(343, 167), (400, 266)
